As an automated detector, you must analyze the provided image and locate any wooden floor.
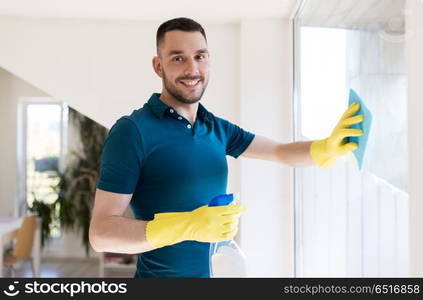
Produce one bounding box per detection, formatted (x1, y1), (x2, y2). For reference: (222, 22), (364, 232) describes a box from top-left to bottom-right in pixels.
(6, 257), (135, 278)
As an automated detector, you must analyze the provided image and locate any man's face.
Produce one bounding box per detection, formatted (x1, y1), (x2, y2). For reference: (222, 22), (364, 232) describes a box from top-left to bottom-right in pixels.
(153, 30), (210, 104)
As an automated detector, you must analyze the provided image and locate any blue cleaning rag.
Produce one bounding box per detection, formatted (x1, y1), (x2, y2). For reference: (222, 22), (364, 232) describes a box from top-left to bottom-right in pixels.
(347, 89), (372, 170)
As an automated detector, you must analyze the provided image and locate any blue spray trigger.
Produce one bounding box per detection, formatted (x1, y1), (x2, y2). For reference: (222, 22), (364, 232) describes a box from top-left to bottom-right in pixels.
(208, 194), (234, 207)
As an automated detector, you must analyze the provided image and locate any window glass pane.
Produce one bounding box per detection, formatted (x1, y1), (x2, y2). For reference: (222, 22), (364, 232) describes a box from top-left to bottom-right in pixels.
(26, 104), (62, 236)
(294, 0), (408, 277)
(300, 27), (347, 140)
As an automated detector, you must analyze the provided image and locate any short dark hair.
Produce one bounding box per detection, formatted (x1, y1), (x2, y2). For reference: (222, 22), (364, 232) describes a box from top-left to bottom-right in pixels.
(156, 17), (207, 51)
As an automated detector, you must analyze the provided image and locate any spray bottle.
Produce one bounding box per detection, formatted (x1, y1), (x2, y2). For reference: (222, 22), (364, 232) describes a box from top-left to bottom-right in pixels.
(208, 193), (247, 277)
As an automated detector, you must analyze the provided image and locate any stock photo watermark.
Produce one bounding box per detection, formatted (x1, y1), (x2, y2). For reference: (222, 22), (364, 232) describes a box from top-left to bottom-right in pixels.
(2, 280), (127, 297)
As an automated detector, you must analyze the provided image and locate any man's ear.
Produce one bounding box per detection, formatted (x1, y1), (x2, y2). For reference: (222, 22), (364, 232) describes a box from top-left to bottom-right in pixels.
(152, 56), (163, 78)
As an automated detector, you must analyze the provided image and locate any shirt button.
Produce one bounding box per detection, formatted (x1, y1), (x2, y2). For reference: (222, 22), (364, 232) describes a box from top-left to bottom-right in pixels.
(178, 116), (182, 120)
(169, 109), (174, 113)
(187, 124), (192, 129)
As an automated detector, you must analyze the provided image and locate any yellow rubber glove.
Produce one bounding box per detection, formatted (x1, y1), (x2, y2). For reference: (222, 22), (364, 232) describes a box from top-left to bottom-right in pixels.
(145, 204), (247, 249)
(310, 102), (364, 169)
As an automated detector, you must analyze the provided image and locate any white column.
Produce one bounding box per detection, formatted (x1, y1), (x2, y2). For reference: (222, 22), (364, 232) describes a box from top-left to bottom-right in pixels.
(239, 18), (294, 277)
(406, 0), (423, 277)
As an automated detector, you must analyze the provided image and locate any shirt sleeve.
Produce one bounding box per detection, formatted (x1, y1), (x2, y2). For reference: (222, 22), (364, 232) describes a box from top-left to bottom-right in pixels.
(222, 119), (255, 158)
(96, 117), (144, 194)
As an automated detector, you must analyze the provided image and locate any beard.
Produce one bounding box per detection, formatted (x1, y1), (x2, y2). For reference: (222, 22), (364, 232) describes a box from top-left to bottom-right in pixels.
(162, 71), (208, 104)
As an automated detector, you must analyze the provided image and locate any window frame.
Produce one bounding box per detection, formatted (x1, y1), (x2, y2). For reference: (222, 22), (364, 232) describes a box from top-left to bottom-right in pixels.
(16, 98), (68, 218)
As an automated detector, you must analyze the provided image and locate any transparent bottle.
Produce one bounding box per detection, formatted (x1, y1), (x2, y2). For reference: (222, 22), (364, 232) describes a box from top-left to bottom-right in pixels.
(208, 193), (247, 277)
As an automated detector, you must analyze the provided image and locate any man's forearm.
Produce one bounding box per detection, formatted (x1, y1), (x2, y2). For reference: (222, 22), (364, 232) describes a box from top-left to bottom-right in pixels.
(242, 135), (315, 167)
(89, 216), (154, 254)
(278, 141), (315, 167)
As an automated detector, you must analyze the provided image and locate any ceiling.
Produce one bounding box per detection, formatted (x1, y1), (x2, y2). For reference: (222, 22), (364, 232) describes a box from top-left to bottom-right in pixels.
(0, 0), (300, 22)
(298, 0), (406, 32)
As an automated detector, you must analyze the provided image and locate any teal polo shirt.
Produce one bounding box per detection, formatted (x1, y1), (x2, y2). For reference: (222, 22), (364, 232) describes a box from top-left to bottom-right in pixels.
(97, 93), (255, 278)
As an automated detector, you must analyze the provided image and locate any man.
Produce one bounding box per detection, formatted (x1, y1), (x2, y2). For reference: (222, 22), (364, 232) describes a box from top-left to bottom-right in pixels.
(89, 17), (363, 278)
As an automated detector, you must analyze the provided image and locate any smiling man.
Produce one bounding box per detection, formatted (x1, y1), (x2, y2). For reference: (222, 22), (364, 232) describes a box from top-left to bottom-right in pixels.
(89, 17), (363, 278)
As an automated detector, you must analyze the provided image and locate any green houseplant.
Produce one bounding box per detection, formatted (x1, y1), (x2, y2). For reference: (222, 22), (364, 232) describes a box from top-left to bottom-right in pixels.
(30, 107), (108, 255)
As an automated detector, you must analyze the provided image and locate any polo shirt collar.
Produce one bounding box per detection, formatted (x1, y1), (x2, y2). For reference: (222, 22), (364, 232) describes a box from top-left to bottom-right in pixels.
(147, 93), (168, 119)
(147, 93), (211, 122)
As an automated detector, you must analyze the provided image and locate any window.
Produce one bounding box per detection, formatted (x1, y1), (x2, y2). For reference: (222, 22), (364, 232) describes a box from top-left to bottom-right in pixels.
(294, 0), (408, 277)
(18, 100), (68, 237)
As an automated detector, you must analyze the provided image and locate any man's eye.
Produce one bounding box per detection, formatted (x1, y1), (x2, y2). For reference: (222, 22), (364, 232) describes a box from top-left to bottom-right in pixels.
(196, 55), (205, 60)
(173, 57), (183, 62)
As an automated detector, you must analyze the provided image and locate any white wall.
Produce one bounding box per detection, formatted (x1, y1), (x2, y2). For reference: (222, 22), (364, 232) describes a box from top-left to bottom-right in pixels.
(0, 68), (48, 217)
(0, 16), (294, 275)
(0, 16), (241, 130)
(406, 0), (423, 277)
(239, 19), (294, 277)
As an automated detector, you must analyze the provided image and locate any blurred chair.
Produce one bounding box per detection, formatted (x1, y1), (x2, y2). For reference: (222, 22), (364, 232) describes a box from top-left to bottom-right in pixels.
(3, 215), (37, 277)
